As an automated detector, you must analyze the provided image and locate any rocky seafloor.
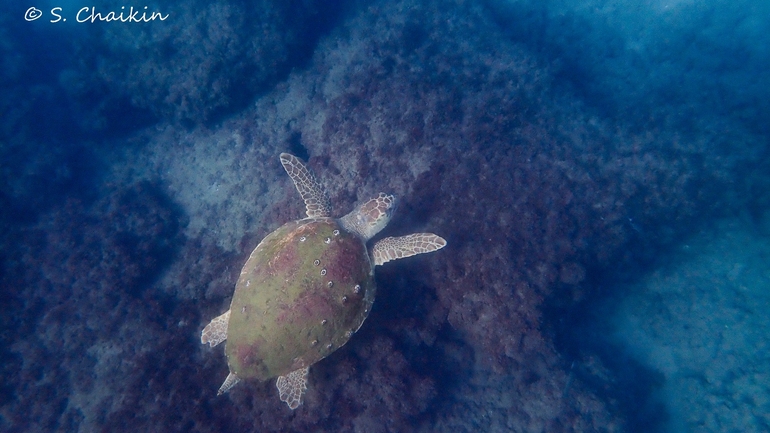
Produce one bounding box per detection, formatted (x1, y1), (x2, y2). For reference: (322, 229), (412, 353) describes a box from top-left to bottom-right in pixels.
(1, 0), (769, 432)
(606, 217), (770, 432)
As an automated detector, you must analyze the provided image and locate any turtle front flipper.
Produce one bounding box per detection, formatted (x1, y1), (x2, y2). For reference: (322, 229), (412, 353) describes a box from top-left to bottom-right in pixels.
(371, 233), (447, 266)
(276, 367), (309, 410)
(201, 310), (230, 347)
(280, 153), (332, 218)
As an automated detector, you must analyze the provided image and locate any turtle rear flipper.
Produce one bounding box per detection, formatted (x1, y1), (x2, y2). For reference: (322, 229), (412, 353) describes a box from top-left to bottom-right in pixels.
(276, 367), (309, 410)
(201, 310), (230, 347)
(372, 233), (447, 266)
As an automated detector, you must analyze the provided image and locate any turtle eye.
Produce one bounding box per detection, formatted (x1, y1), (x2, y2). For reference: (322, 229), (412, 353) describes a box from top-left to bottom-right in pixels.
(332, 230), (340, 236)
(324, 237), (331, 244)
(313, 259), (320, 266)
(327, 281), (334, 288)
(320, 268), (327, 276)
(299, 236), (307, 242)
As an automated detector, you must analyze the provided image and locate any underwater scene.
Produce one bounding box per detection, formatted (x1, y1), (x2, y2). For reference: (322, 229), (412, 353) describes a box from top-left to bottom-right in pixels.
(1, 0), (768, 431)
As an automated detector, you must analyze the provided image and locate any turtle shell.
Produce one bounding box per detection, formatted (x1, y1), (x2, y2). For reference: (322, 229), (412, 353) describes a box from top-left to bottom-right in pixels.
(225, 217), (376, 381)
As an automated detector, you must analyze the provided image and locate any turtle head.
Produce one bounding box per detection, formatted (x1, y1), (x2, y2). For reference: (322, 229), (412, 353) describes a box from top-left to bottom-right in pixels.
(338, 193), (396, 241)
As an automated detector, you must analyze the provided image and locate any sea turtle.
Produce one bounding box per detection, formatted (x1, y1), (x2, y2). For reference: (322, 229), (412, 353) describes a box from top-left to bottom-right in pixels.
(201, 152), (446, 409)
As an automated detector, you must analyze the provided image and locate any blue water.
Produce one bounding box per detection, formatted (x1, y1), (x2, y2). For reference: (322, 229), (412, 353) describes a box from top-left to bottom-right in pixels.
(1, 0), (768, 431)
